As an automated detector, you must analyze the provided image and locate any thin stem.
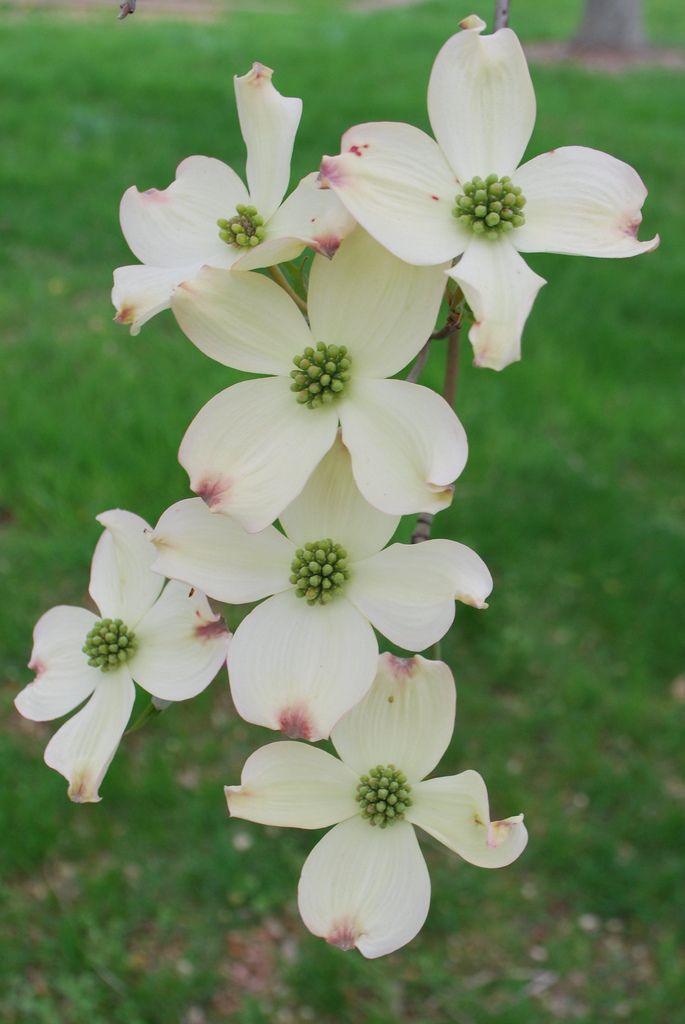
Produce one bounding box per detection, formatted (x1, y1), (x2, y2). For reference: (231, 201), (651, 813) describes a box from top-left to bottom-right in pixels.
(443, 324), (461, 408)
(125, 700), (162, 736)
(406, 340), (432, 384)
(268, 265), (308, 313)
(493, 0), (510, 30)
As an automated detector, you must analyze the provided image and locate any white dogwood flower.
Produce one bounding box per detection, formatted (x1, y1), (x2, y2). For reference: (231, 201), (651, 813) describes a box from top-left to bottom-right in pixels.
(319, 15), (658, 371)
(226, 653), (527, 958)
(150, 438), (491, 741)
(172, 227), (465, 532)
(113, 63), (353, 334)
(15, 510), (230, 802)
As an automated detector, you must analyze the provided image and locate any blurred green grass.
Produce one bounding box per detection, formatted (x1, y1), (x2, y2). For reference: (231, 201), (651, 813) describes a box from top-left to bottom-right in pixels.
(1, 1), (684, 1021)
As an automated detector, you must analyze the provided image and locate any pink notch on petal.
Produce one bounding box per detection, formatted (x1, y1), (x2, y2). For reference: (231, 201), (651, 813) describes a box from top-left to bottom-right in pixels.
(326, 918), (361, 951)
(195, 477), (231, 511)
(194, 616), (230, 642)
(278, 706), (313, 741)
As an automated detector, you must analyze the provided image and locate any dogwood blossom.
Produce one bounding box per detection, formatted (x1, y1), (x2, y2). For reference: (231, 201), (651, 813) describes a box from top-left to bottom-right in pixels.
(15, 510), (229, 802)
(150, 438), (491, 741)
(319, 15), (658, 371)
(171, 228), (465, 532)
(226, 653), (527, 958)
(113, 63), (353, 334)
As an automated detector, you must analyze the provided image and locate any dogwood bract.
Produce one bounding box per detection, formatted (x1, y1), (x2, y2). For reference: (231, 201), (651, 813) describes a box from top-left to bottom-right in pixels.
(113, 62), (353, 334)
(150, 439), (491, 741)
(172, 228), (465, 532)
(15, 510), (229, 802)
(226, 653), (527, 958)
(319, 15), (658, 371)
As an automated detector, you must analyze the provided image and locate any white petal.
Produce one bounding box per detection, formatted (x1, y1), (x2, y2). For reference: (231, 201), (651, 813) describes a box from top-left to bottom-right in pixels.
(409, 771), (528, 868)
(279, 435), (400, 561)
(340, 379), (467, 515)
(179, 377), (339, 533)
(112, 263), (204, 336)
(226, 741), (358, 828)
(151, 498), (292, 603)
(320, 122), (467, 266)
(428, 22), (535, 182)
(449, 238), (546, 371)
(44, 672), (136, 803)
(234, 63), (302, 220)
(513, 146), (659, 257)
(120, 155), (249, 267)
(228, 591), (378, 741)
(332, 652), (456, 782)
(89, 509), (163, 625)
(308, 228), (448, 378)
(298, 817), (430, 958)
(230, 235), (307, 272)
(347, 538), (492, 651)
(264, 171), (357, 259)
(170, 263), (311, 375)
(15, 606), (99, 721)
(131, 581), (230, 701)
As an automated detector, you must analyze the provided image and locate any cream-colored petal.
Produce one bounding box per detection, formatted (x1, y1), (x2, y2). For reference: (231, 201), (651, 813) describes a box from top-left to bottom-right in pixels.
(89, 509), (163, 626)
(131, 581), (230, 700)
(427, 20), (535, 182)
(151, 498), (293, 603)
(226, 741), (358, 828)
(298, 817), (431, 959)
(332, 653), (456, 782)
(347, 538), (492, 651)
(179, 377), (339, 533)
(15, 606), (99, 722)
(228, 591), (378, 741)
(340, 379), (467, 516)
(171, 263), (311, 375)
(112, 262), (206, 336)
(308, 227), (448, 378)
(409, 771), (528, 868)
(449, 238), (546, 371)
(513, 146), (659, 257)
(44, 671), (135, 803)
(119, 155), (248, 267)
(235, 63), (302, 220)
(320, 122), (466, 266)
(279, 435), (400, 561)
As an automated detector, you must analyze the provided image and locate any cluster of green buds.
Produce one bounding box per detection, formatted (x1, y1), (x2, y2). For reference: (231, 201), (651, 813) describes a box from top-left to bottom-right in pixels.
(290, 539), (349, 605)
(217, 204), (266, 248)
(453, 174), (526, 239)
(290, 342), (351, 410)
(82, 618), (136, 672)
(356, 765), (412, 827)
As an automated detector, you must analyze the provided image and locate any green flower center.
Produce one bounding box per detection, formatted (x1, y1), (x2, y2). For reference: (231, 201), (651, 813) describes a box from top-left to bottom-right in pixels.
(217, 204), (266, 248)
(290, 343), (351, 410)
(453, 174), (527, 239)
(82, 618), (136, 672)
(356, 764), (412, 828)
(290, 538), (350, 605)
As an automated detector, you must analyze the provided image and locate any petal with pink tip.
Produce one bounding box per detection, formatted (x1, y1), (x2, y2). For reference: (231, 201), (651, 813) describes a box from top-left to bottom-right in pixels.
(228, 591), (378, 741)
(449, 238), (546, 371)
(409, 771), (528, 868)
(234, 63), (302, 220)
(428, 21), (535, 182)
(112, 263), (204, 336)
(320, 122), (467, 266)
(15, 606), (99, 722)
(513, 146), (659, 257)
(120, 155), (248, 267)
(298, 816), (430, 959)
(226, 741), (358, 829)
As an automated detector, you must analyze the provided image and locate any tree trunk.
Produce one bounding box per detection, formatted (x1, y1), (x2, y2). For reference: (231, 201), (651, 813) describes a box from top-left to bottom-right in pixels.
(574, 0), (646, 51)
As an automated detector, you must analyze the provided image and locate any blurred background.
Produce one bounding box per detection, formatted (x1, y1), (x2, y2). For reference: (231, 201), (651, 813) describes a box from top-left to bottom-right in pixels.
(1, 0), (683, 1021)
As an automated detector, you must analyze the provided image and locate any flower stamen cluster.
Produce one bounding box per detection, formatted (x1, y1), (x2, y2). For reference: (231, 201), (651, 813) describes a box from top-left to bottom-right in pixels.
(356, 764), (412, 827)
(290, 539), (349, 605)
(217, 204), (266, 248)
(453, 174), (526, 239)
(290, 343), (351, 409)
(82, 618), (136, 672)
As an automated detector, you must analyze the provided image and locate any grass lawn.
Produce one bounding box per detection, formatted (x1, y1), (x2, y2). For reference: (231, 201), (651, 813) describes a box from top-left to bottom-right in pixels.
(1, 1), (684, 1021)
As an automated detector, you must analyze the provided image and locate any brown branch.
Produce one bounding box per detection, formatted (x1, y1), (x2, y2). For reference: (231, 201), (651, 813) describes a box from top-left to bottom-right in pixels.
(118, 0), (137, 18)
(493, 0), (510, 30)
